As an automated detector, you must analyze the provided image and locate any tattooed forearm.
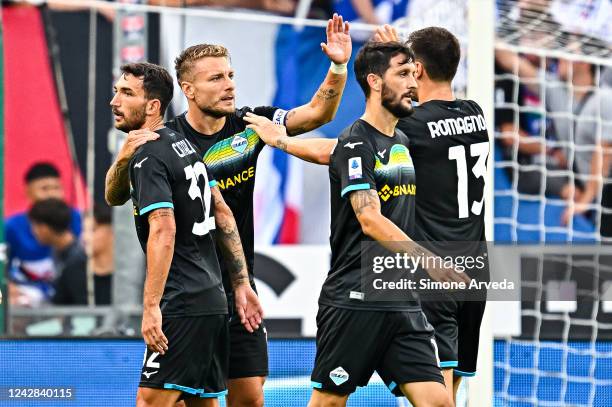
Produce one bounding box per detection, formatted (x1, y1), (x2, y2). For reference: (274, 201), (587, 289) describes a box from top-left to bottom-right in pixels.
(105, 160), (131, 205)
(212, 189), (249, 288)
(350, 189), (380, 217)
(148, 208), (174, 221)
(275, 136), (289, 152)
(315, 88), (339, 101)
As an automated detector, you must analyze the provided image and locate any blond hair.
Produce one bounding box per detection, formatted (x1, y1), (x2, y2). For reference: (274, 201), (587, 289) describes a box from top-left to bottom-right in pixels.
(174, 44), (230, 84)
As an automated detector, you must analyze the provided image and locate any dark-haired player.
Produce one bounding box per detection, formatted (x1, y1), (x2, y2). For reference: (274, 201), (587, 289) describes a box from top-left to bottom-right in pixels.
(247, 41), (469, 407)
(110, 62), (262, 407)
(105, 14), (352, 407)
(376, 25), (490, 402)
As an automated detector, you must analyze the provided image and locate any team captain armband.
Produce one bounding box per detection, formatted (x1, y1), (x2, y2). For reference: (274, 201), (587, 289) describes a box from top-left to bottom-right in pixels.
(272, 109), (289, 126)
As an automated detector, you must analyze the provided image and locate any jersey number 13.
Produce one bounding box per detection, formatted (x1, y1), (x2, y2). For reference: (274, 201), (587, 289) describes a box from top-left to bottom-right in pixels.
(448, 142), (489, 219)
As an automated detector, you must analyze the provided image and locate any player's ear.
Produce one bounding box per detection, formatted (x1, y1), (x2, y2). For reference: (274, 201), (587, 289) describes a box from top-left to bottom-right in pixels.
(415, 61), (425, 80)
(180, 81), (195, 100)
(146, 99), (161, 116)
(367, 73), (381, 94)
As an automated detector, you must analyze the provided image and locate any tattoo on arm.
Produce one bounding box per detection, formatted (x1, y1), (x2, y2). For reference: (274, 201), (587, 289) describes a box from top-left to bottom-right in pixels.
(212, 189), (249, 288)
(105, 160), (131, 205)
(275, 136), (289, 152)
(350, 189), (380, 217)
(315, 88), (339, 101)
(147, 208), (175, 221)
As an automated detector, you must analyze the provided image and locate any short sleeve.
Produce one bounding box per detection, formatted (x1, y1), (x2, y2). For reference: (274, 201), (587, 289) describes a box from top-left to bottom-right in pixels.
(334, 138), (376, 198)
(130, 153), (174, 216)
(205, 163), (218, 189)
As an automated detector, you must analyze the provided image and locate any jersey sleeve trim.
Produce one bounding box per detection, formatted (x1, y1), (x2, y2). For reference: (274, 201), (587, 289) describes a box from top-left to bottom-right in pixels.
(440, 361), (459, 368)
(341, 183), (372, 198)
(139, 201), (174, 215)
(209, 180), (218, 188)
(453, 369), (476, 377)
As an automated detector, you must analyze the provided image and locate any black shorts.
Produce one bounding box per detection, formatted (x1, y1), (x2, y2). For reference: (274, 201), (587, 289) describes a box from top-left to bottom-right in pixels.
(420, 299), (486, 377)
(139, 315), (229, 398)
(311, 305), (443, 396)
(227, 290), (269, 379)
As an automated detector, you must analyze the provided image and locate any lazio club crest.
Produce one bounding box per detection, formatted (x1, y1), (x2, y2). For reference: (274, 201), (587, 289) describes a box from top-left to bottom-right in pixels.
(231, 135), (248, 154)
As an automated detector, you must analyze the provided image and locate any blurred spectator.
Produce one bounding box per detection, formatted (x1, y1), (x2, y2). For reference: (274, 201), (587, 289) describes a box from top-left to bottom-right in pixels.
(496, 40), (612, 229)
(82, 203), (114, 305)
(5, 163), (81, 307)
(333, 0), (408, 41)
(29, 199), (87, 306)
(494, 57), (569, 197)
(550, 0), (612, 44)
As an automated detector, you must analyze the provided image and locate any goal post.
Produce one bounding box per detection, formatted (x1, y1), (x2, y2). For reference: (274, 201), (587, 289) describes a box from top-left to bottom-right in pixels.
(466, 0), (495, 405)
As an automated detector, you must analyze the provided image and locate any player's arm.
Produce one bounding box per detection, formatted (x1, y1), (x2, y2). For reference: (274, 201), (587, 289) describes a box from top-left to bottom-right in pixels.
(142, 208), (174, 355)
(283, 14), (351, 135)
(244, 112), (336, 164)
(104, 129), (159, 206)
(349, 190), (470, 284)
(210, 186), (263, 332)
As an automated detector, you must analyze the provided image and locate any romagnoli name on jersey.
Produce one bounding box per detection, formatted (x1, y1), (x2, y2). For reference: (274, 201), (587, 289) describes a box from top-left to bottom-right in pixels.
(426, 114), (487, 138)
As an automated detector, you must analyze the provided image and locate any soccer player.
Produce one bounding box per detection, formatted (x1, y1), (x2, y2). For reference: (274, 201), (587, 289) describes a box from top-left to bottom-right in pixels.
(250, 26), (491, 403)
(378, 25), (490, 402)
(247, 41), (468, 407)
(110, 62), (262, 407)
(105, 14), (352, 407)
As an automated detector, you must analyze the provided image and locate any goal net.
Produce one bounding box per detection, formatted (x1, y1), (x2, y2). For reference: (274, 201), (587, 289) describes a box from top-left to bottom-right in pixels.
(494, 1), (612, 405)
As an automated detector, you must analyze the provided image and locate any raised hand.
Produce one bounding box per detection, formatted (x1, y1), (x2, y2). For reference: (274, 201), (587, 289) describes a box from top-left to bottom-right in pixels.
(321, 13), (352, 65)
(373, 24), (399, 43)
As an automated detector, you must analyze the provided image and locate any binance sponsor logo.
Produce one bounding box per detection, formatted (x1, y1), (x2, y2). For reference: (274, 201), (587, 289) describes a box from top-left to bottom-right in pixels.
(378, 184), (416, 202)
(217, 166), (255, 190)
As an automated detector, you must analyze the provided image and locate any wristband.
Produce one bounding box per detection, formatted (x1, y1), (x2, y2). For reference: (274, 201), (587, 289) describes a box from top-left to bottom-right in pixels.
(330, 62), (348, 75)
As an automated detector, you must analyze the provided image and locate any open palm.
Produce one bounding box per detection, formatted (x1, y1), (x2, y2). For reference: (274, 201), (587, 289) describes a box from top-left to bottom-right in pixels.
(321, 13), (352, 65)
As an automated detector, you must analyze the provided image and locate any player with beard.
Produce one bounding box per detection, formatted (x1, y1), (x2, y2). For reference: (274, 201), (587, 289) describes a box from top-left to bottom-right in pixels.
(105, 14), (352, 407)
(374, 26), (490, 403)
(110, 62), (262, 407)
(247, 41), (468, 407)
(249, 26), (490, 403)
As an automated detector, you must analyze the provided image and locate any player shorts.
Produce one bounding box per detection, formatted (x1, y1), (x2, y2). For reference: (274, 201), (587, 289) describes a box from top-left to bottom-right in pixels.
(420, 299), (486, 376)
(139, 314), (229, 399)
(311, 305), (444, 396)
(226, 289), (269, 379)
